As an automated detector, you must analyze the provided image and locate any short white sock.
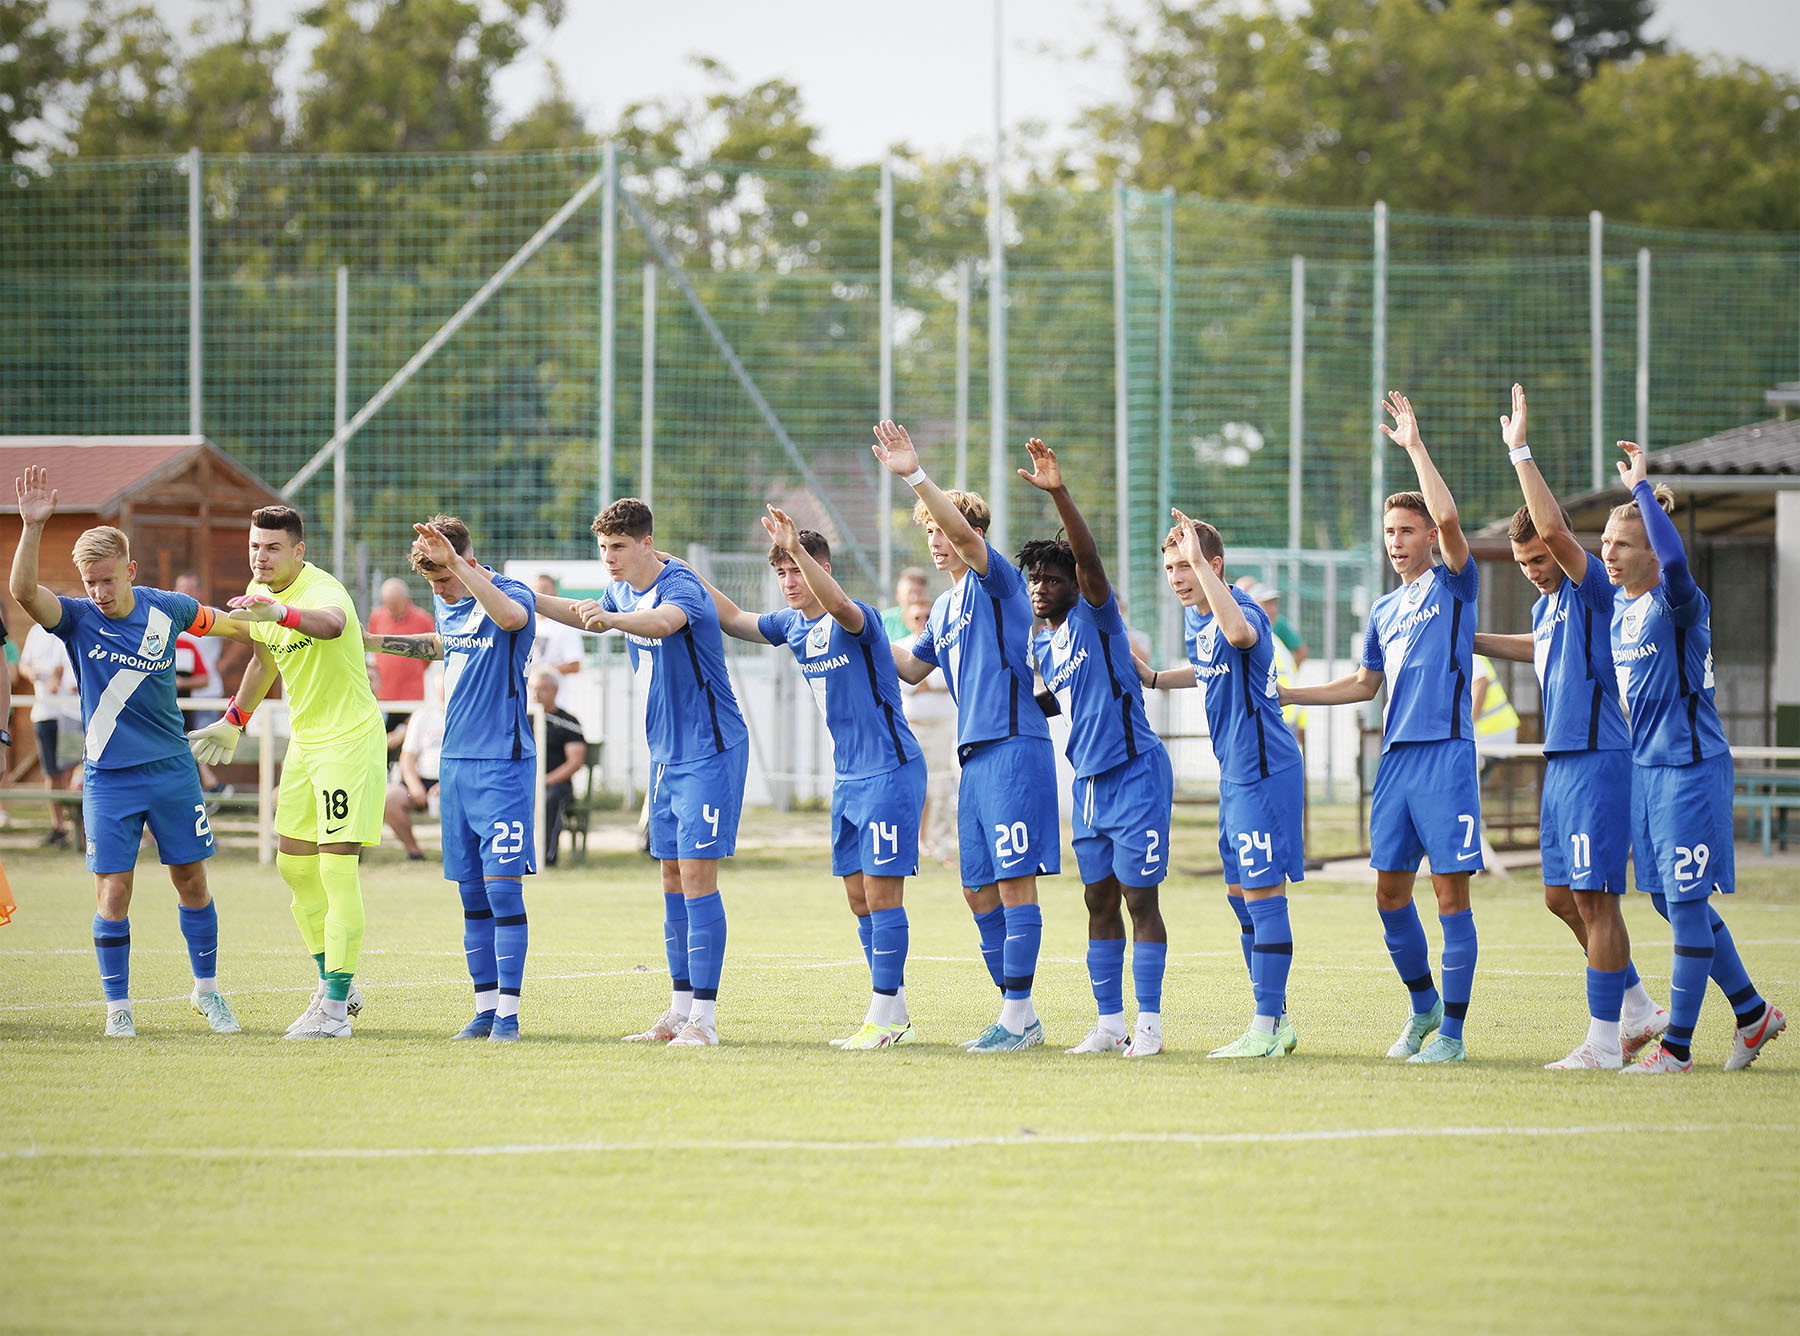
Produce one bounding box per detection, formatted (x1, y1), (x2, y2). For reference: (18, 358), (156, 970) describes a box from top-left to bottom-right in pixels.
(998, 996), (1036, 1031)
(896, 985), (908, 1021)
(671, 988), (693, 1019)
(1135, 1010), (1161, 1034)
(1621, 981), (1656, 1019)
(1585, 1015), (1623, 1055)
(107, 999), (131, 1017)
(475, 988), (499, 1015)
(496, 993), (520, 1020)
(1251, 1014), (1279, 1036)
(192, 977), (218, 996)
(321, 998), (348, 1022)
(688, 997), (716, 1029)
(1097, 1010), (1128, 1037)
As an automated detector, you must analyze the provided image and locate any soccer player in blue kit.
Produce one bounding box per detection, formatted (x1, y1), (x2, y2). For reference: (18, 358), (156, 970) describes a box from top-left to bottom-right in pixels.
(1014, 438), (1172, 1058)
(874, 419), (1060, 1052)
(364, 517), (537, 1042)
(1140, 508), (1303, 1058)
(1282, 392), (1482, 1063)
(1472, 385), (1668, 1068)
(558, 498), (748, 1048)
(9, 465), (239, 1038)
(694, 506), (926, 1050)
(1604, 441), (1785, 1073)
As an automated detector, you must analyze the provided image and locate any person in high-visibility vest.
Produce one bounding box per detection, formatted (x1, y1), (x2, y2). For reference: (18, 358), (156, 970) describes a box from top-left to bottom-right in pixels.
(1472, 654), (1519, 780)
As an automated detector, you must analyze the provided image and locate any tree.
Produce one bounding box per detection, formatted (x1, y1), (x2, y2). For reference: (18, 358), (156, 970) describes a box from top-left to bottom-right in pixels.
(0, 0), (74, 161)
(497, 65), (592, 150)
(174, 0), (287, 154)
(296, 0), (565, 153)
(66, 2), (184, 157)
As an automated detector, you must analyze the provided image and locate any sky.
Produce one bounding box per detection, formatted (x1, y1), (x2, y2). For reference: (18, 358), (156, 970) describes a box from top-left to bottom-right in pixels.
(58, 0), (1800, 164)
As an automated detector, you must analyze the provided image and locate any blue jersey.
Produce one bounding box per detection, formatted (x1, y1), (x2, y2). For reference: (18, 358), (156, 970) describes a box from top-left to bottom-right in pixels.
(1184, 588), (1302, 783)
(1611, 583), (1729, 768)
(758, 600), (921, 781)
(437, 569), (537, 762)
(50, 587), (200, 770)
(1531, 551), (1630, 756)
(909, 543), (1050, 752)
(1032, 591), (1161, 779)
(1361, 561), (1479, 750)
(604, 561), (747, 765)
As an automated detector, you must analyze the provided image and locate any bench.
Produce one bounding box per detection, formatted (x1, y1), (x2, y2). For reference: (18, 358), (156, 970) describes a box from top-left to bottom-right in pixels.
(557, 749), (607, 863)
(1734, 770), (1800, 857)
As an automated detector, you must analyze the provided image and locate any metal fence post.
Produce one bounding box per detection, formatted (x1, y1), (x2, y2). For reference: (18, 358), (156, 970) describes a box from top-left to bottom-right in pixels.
(1156, 185), (1175, 650)
(187, 147), (202, 437)
(599, 141), (617, 508)
(333, 265), (348, 576)
(879, 159), (895, 595)
(1590, 210), (1605, 490)
(955, 259), (971, 493)
(1288, 254), (1306, 553)
(1637, 247), (1651, 450)
(1113, 185), (1131, 602)
(642, 263), (656, 509)
(1370, 201), (1388, 558)
(987, 6), (1009, 554)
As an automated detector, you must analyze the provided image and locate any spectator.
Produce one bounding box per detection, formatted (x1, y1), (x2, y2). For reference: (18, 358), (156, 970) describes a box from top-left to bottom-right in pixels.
(20, 619), (80, 847)
(369, 576), (435, 753)
(1242, 579), (1307, 740)
(0, 605), (10, 830)
(1236, 573), (1309, 667)
(385, 664), (446, 861)
(881, 567), (932, 641)
(533, 670), (588, 867)
(173, 573), (224, 727)
(529, 574), (585, 710)
(894, 593), (957, 865)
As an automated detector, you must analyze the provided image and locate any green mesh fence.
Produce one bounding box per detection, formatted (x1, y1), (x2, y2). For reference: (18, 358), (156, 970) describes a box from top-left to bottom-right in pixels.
(1, 150), (1794, 629)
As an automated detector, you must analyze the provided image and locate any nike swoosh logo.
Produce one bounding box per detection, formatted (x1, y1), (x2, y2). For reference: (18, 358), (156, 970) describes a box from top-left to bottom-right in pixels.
(1005, 934), (1027, 942)
(1242, 865), (1269, 879)
(324, 825), (346, 836)
(874, 856), (898, 865)
(695, 840), (718, 849)
(873, 948), (897, 955)
(1094, 976), (1117, 987)
(497, 955), (516, 961)
(499, 856), (519, 865)
(1457, 851), (1480, 861)
(999, 857), (1028, 869)
(1139, 866), (1160, 876)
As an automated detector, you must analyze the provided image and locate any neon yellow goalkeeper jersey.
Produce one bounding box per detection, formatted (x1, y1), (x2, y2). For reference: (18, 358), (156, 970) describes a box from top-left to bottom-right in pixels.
(246, 562), (380, 746)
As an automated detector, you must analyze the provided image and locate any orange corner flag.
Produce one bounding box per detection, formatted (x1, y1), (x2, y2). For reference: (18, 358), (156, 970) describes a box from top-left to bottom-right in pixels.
(0, 853), (15, 925)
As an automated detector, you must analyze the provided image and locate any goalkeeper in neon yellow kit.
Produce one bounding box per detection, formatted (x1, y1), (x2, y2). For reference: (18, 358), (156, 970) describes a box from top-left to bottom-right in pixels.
(190, 504), (387, 1038)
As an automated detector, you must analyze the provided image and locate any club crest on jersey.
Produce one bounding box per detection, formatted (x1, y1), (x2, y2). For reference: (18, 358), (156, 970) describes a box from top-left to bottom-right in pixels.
(1402, 578), (1429, 610)
(138, 626), (166, 658)
(805, 620), (832, 657)
(1620, 597), (1649, 644)
(1197, 621), (1216, 661)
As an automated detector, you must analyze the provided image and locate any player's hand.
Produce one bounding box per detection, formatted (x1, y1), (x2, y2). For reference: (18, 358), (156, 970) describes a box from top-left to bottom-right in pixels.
(411, 522), (458, 570)
(15, 465), (58, 527)
(226, 593), (289, 623)
(1380, 390), (1424, 452)
(1016, 438), (1062, 492)
(1616, 440), (1649, 491)
(188, 718), (242, 766)
(1170, 507), (1205, 565)
(575, 599), (611, 632)
(871, 420), (921, 478)
(760, 504), (800, 553)
(1500, 382), (1528, 453)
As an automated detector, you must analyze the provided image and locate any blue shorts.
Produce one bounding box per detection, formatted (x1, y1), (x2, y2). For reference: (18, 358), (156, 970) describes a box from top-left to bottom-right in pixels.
(1631, 753), (1735, 901)
(1217, 763), (1307, 891)
(83, 754), (214, 875)
(956, 734), (1061, 888)
(439, 756), (536, 882)
(1072, 746), (1174, 888)
(1540, 749), (1630, 893)
(650, 742), (749, 861)
(832, 757), (927, 878)
(1369, 738), (1484, 875)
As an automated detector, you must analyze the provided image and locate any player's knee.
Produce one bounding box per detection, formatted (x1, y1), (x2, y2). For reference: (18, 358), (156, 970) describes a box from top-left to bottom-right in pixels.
(1121, 884), (1163, 929)
(1543, 883), (1575, 919)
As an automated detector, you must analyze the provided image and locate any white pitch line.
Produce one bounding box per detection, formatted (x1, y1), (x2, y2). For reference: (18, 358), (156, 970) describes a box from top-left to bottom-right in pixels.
(2, 1122), (1786, 1163)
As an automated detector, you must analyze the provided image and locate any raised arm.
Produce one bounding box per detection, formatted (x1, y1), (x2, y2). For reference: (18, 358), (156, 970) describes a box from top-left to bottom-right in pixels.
(1017, 438), (1108, 607)
(10, 467), (67, 627)
(1619, 440), (1696, 607)
(1384, 391), (1468, 573)
(1502, 383), (1588, 584)
(763, 505), (864, 635)
(873, 420), (989, 577)
(682, 562), (769, 643)
(1173, 508), (1256, 649)
(1281, 666), (1383, 706)
(1474, 632), (1534, 663)
(415, 523), (529, 632)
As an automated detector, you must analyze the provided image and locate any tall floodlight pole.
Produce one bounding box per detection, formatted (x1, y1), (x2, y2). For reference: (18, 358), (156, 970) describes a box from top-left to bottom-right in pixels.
(987, 0), (1009, 553)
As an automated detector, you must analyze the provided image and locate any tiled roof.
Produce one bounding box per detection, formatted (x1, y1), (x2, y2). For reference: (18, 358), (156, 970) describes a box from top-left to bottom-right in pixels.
(0, 436), (206, 510)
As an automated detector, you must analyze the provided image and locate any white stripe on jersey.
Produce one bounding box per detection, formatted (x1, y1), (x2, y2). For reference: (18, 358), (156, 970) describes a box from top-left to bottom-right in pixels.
(84, 606), (170, 762)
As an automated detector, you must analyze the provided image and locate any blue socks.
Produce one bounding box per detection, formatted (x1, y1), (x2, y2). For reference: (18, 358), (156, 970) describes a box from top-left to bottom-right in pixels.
(1086, 938), (1126, 1016)
(1132, 940), (1166, 1016)
(1228, 894), (1254, 977)
(1623, 960), (1641, 991)
(973, 906), (1006, 989)
(93, 914), (130, 1002)
(459, 881), (497, 1006)
(1001, 903), (1041, 1001)
(1587, 966), (1626, 1025)
(1650, 891), (1768, 1029)
(177, 900), (218, 982)
(1438, 909), (1477, 1042)
(685, 891), (727, 1001)
(856, 913), (874, 976)
(869, 907), (907, 996)
(1246, 895), (1293, 1021)
(664, 891), (691, 995)
(486, 880), (528, 1013)
(1379, 902), (1440, 1014)
(1664, 897), (1713, 1062)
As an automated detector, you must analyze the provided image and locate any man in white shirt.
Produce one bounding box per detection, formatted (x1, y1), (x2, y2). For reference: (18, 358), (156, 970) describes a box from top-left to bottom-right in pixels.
(384, 664), (446, 861)
(19, 619), (80, 848)
(529, 574), (584, 710)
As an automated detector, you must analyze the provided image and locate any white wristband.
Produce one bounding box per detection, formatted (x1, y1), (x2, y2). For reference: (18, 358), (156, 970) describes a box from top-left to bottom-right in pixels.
(902, 467), (928, 487)
(1508, 444), (1532, 465)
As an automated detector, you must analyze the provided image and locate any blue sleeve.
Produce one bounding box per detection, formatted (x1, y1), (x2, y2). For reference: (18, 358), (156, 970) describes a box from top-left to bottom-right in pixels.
(50, 596), (83, 641)
(756, 610), (790, 646)
(911, 619), (940, 668)
(1441, 559), (1479, 602)
(163, 590), (201, 632)
(662, 571), (711, 627)
(851, 601), (886, 644)
(1360, 618), (1383, 672)
(1636, 481), (1699, 616)
(600, 584), (620, 614)
(973, 543), (1022, 596)
(1576, 551), (1614, 608)
(1086, 592), (1126, 635)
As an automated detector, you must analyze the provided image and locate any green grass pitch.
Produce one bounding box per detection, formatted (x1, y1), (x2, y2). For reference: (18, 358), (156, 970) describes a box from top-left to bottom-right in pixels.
(2, 812), (1796, 1335)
